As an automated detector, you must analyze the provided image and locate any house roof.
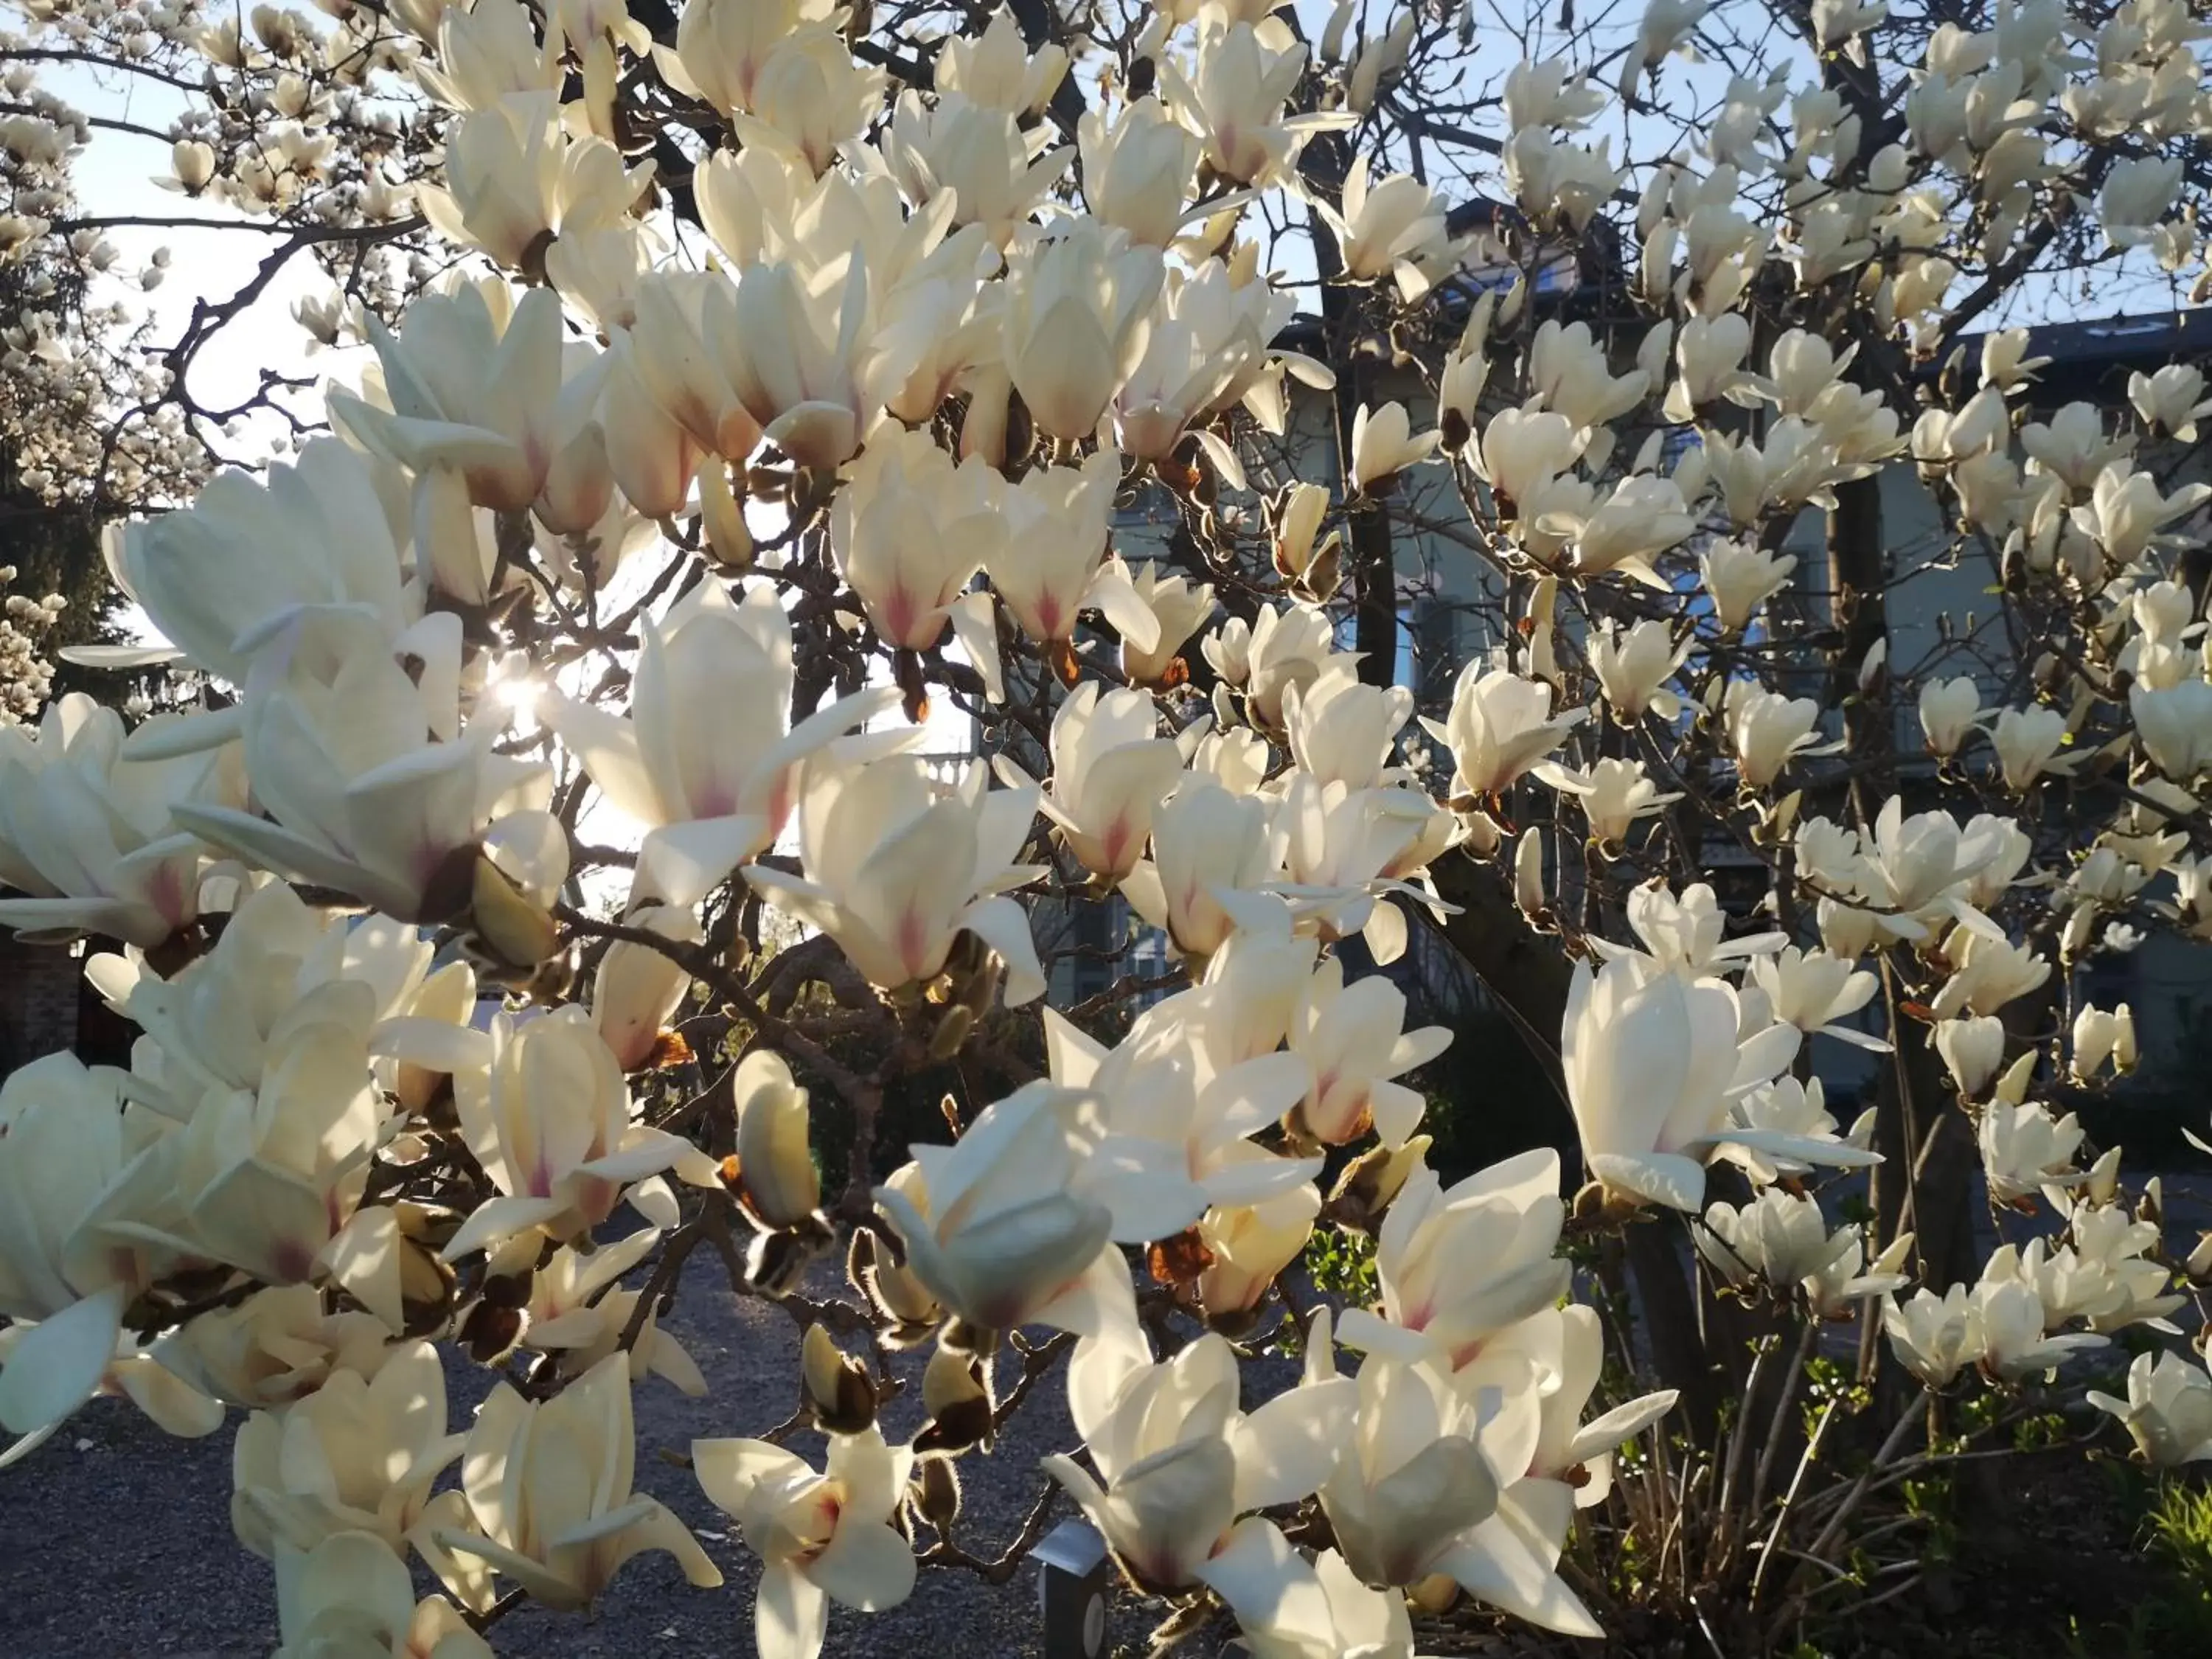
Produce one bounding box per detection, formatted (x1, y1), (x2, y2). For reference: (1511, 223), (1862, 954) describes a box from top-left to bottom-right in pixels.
(1985, 307), (2212, 369)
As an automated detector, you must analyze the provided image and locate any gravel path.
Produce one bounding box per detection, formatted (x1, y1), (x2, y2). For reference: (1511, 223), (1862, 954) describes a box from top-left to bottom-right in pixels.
(0, 1247), (1144, 1659)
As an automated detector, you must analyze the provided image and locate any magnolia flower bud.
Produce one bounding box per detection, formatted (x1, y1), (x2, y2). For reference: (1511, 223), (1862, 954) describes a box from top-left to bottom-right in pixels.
(1325, 1133), (1433, 1234)
(2061, 899), (2099, 963)
(1458, 808), (1505, 858)
(2138, 1177), (2164, 1229)
(915, 1343), (995, 1457)
(746, 1226), (827, 1295)
(172, 137), (218, 194)
(2072, 1002), (2134, 1082)
(1935, 1018), (2006, 1100)
(912, 1453), (963, 1528)
(2081, 1144), (2124, 1207)
(733, 1050), (820, 1230)
(468, 852), (560, 973)
(846, 1216), (942, 1346)
(801, 1324), (879, 1435)
(1409, 1574), (1461, 1615)
(1271, 481), (1332, 582)
(1991, 1048), (2039, 1108)
(697, 456), (753, 569)
(1513, 826), (1546, 919)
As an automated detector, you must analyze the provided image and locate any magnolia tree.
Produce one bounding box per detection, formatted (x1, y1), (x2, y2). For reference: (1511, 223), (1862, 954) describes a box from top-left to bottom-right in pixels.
(2, 0), (2212, 1651)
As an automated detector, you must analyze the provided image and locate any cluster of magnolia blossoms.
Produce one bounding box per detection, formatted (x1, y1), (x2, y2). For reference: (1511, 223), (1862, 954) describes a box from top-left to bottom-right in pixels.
(4, 0), (2212, 1650)
(0, 262), (1660, 1659)
(0, 569), (1684, 1658)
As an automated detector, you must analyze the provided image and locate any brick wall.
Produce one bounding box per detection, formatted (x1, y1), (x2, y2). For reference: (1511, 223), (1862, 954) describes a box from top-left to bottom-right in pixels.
(0, 928), (83, 1078)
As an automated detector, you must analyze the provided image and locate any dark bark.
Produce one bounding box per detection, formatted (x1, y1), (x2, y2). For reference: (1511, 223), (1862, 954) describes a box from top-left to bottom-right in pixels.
(1295, 124), (1399, 695)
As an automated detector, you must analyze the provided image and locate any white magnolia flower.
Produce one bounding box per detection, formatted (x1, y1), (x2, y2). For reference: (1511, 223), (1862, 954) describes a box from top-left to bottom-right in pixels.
(102, 984), (414, 1321)
(1001, 221), (1163, 441)
(1197, 1185), (1322, 1322)
(694, 1425), (916, 1659)
(1723, 683), (1833, 789)
(0, 1054), (220, 1459)
(1928, 928), (2051, 1020)
(1121, 777), (1288, 959)
(992, 684), (1182, 884)
(2129, 364), (2212, 443)
(174, 608), (554, 925)
(0, 693), (235, 947)
(91, 439), (413, 684)
(1972, 1273), (2107, 1382)
(1540, 757), (1683, 845)
(1697, 1189), (1907, 1315)
(421, 94), (649, 273)
(591, 901), (698, 1073)
(1079, 97), (1200, 247)
(1202, 603), (1324, 718)
(884, 90), (1069, 245)
(1337, 1150), (1571, 1370)
(1288, 955), (1450, 1147)
(988, 453), (1158, 651)
(1484, 1304), (1676, 1504)
(1562, 956), (1867, 1211)
(1590, 620), (1688, 723)
(1121, 565), (1217, 685)
(425, 1353), (719, 1612)
(1349, 400), (1440, 491)
(1854, 798), (2000, 942)
(1043, 999), (1318, 1244)
(1747, 946), (1885, 1048)
(272, 1531), (491, 1659)
(511, 1227), (709, 1394)
(1307, 1312), (1601, 1635)
(1919, 677), (1983, 757)
(2005, 1216), (2180, 1335)
(1429, 664), (1585, 799)
(2132, 678), (2212, 783)
(1987, 705), (2078, 792)
(444, 1006), (720, 1259)
(2089, 1352), (2212, 1466)
(1315, 156), (1453, 299)
(1935, 1015), (2008, 1100)
(745, 753), (1046, 1005)
(1046, 1321), (1353, 1589)
(331, 282), (591, 521)
(872, 1082), (1133, 1337)
(1605, 881), (1785, 977)
(1978, 1102), (2084, 1202)
(1198, 1520), (1425, 1659)
(1883, 1284), (1977, 1388)
(231, 1339), (459, 1559)
(1273, 778), (1441, 962)
(1697, 538), (1796, 633)
(1284, 662), (1414, 793)
(546, 577), (902, 905)
(2072, 1003), (2138, 1081)
(1162, 18), (1315, 188)
(1304, 1318), (1492, 1588)
(1714, 1075), (1871, 1186)
(1566, 475), (1695, 584)
(157, 1284), (392, 1413)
